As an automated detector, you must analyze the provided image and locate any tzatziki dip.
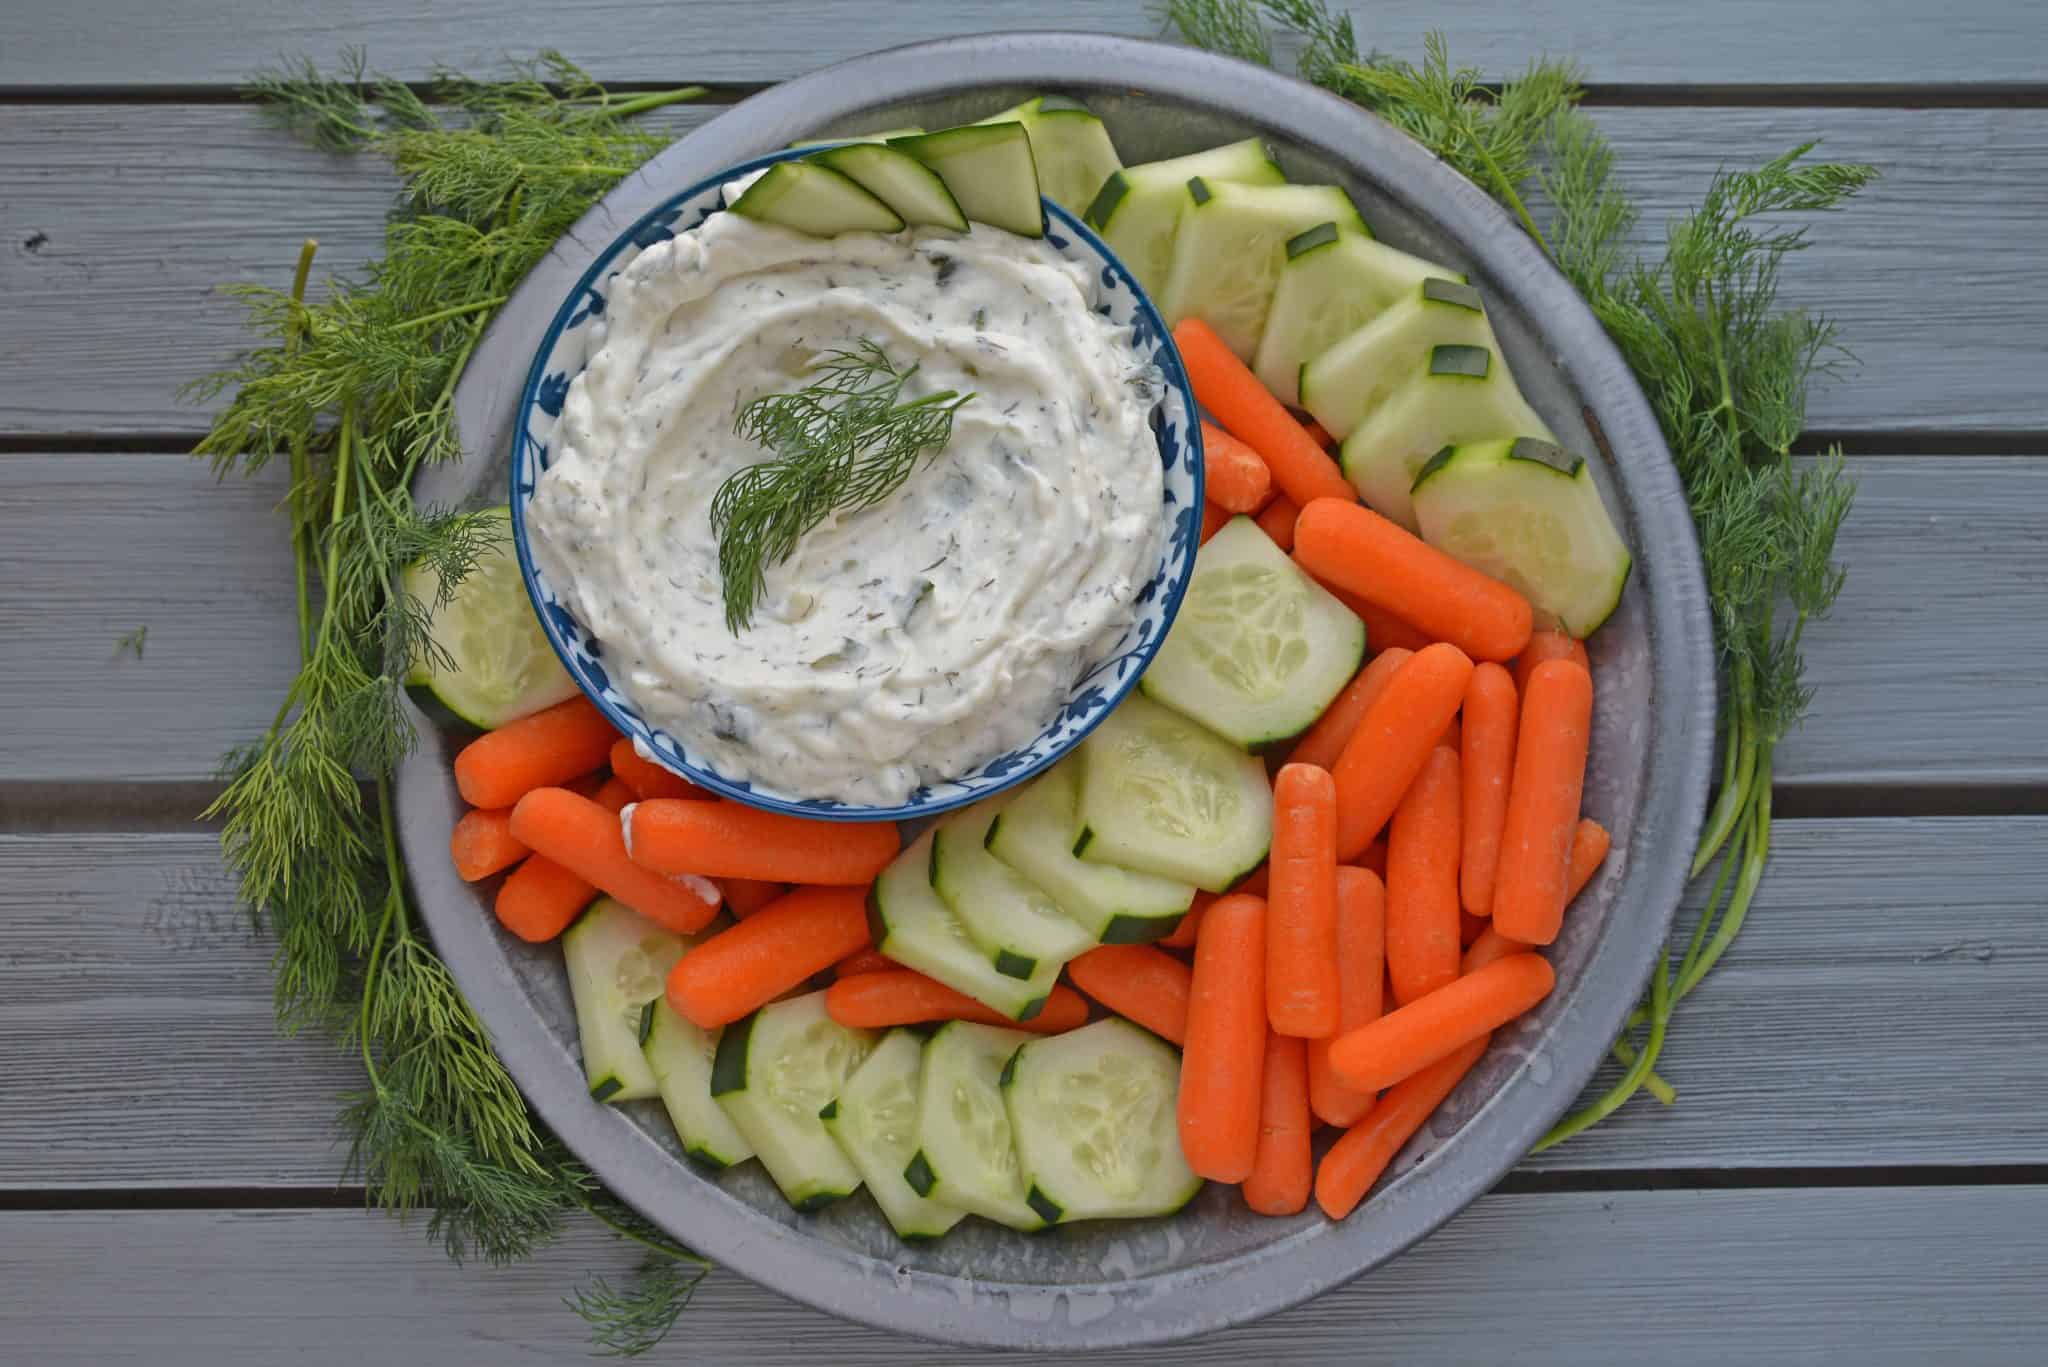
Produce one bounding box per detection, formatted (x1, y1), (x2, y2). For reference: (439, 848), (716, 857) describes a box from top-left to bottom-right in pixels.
(526, 202), (1165, 804)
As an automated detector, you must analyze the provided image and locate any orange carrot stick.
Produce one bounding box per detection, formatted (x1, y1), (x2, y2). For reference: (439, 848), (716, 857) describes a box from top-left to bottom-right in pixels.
(823, 970), (1087, 1033)
(1307, 866), (1387, 1128)
(1178, 893), (1268, 1183)
(1461, 926), (1529, 974)
(1286, 647), (1413, 771)
(717, 877), (788, 919)
(1067, 944), (1192, 1045)
(1330, 953), (1553, 1092)
(1201, 420), (1276, 514)
(1175, 318), (1356, 508)
(1492, 660), (1595, 946)
(450, 808), (528, 882)
(508, 787), (720, 935)
(624, 800), (899, 885)
(666, 885), (871, 1028)
(1294, 499), (1533, 663)
(608, 738), (711, 802)
(1386, 745), (1463, 1006)
(1253, 494), (1301, 551)
(1459, 662), (1519, 916)
(453, 696), (618, 809)
(1267, 764), (1340, 1038)
(1200, 501), (1232, 545)
(493, 854), (597, 944)
(1567, 818), (1613, 904)
(1515, 628), (1592, 698)
(1243, 1032), (1313, 1216)
(1315, 1034), (1491, 1219)
(833, 947), (898, 978)
(1329, 643), (1475, 860)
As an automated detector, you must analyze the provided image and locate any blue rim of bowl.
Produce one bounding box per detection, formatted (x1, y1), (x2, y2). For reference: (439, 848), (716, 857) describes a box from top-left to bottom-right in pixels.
(508, 145), (1203, 822)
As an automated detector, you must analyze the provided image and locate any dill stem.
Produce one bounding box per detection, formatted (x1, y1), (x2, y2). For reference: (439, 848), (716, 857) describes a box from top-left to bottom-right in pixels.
(397, 319), (486, 491)
(1534, 947), (1671, 1151)
(1692, 664), (1756, 876)
(588, 86), (706, 120)
(284, 238), (321, 666)
(395, 296), (507, 332)
(1674, 751), (1772, 998)
(1467, 134), (1550, 254)
(576, 1193), (709, 1266)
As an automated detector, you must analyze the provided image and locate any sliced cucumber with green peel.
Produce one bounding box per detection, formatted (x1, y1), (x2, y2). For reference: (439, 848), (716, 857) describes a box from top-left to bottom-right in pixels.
(786, 126), (925, 149)
(403, 506), (578, 729)
(1140, 516), (1365, 750)
(1073, 694), (1273, 892)
(563, 898), (684, 1103)
(710, 991), (876, 1211)
(729, 160), (905, 236)
(1339, 343), (1554, 530)
(1298, 277), (1497, 442)
(1253, 226), (1457, 405)
(869, 832), (1064, 1020)
(931, 800), (1094, 979)
(645, 996), (755, 1170)
(807, 142), (968, 231)
(891, 122), (1044, 238)
(821, 1029), (966, 1241)
(1412, 437), (1633, 636)
(985, 762), (1195, 944)
(975, 95), (1122, 217)
(905, 1021), (1043, 1230)
(1003, 1019), (1201, 1223)
(1158, 180), (1370, 362)
(1081, 137), (1285, 298)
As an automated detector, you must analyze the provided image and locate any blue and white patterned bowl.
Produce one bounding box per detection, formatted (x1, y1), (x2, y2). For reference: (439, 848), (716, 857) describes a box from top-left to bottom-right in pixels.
(508, 146), (1203, 821)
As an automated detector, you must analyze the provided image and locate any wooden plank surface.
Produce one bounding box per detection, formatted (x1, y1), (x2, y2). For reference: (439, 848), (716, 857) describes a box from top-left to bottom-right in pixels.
(6, 1190), (2045, 1363)
(6, 0), (2044, 88)
(4, 819), (2041, 1190)
(3, 105), (2043, 437)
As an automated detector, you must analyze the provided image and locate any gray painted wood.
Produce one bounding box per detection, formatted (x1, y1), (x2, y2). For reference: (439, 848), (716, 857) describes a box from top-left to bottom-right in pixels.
(6, 0), (2044, 87)
(3, 104), (2043, 436)
(4, 454), (2039, 788)
(4, 820), (2041, 1190)
(5, 1190), (2045, 1363)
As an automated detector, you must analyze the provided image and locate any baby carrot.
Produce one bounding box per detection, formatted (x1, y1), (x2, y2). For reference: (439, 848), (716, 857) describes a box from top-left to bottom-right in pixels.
(1459, 662), (1519, 915)
(1178, 894), (1268, 1184)
(624, 800), (899, 885)
(591, 776), (636, 815)
(1515, 628), (1592, 698)
(453, 696), (618, 809)
(1329, 952), (1553, 1092)
(493, 854), (596, 944)
(833, 947), (898, 978)
(1243, 1032), (1313, 1216)
(508, 787), (720, 935)
(1341, 590), (1435, 656)
(824, 970), (1087, 1033)
(1386, 745), (1463, 1006)
(1285, 647), (1413, 771)
(1461, 926), (1529, 974)
(1300, 416), (1335, 449)
(608, 738), (711, 802)
(1492, 660), (1595, 946)
(1315, 1034), (1491, 1219)
(1438, 717), (1462, 752)
(1201, 420), (1276, 513)
(1329, 643), (1474, 860)
(1254, 494), (1301, 551)
(1307, 866), (1387, 1128)
(1175, 318), (1356, 508)
(564, 772), (609, 800)
(1166, 862), (1269, 949)
(1294, 499), (1533, 663)
(667, 885), (871, 1028)
(718, 877), (788, 919)
(1200, 501), (1232, 545)
(1567, 818), (1613, 904)
(450, 808), (527, 882)
(1460, 910), (1490, 947)
(1268, 764), (1340, 1037)
(1067, 944), (1192, 1045)
(1359, 838), (1388, 879)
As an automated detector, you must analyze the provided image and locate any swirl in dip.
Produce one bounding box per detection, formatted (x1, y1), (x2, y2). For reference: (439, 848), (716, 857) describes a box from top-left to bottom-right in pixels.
(526, 198), (1165, 804)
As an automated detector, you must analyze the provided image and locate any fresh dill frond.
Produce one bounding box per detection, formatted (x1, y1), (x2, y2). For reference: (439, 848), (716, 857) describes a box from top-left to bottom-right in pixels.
(570, 1258), (708, 1358)
(1156, 0), (1274, 65)
(114, 625), (148, 659)
(711, 340), (972, 633)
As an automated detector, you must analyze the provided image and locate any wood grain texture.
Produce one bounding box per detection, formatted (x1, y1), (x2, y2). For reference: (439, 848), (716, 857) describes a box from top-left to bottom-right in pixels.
(5, 0), (2044, 87)
(5, 1191), (2046, 1363)
(4, 820), (2042, 1189)
(3, 104), (2043, 436)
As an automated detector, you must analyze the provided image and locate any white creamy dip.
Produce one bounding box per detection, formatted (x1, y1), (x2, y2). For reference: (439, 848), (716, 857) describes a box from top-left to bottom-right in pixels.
(527, 202), (1164, 804)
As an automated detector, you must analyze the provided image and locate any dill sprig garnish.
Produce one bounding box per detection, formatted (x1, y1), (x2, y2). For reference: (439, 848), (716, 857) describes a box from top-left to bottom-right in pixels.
(711, 340), (971, 632)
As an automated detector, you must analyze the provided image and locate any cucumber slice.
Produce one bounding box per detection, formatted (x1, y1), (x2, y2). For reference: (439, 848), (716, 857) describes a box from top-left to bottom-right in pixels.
(787, 126), (925, 149)
(1298, 277), (1498, 443)
(1073, 694), (1273, 892)
(1338, 344), (1555, 531)
(646, 997), (756, 1170)
(402, 506), (578, 728)
(985, 762), (1195, 944)
(869, 832), (1064, 1020)
(729, 160), (904, 236)
(905, 1021), (1043, 1230)
(1081, 137), (1285, 298)
(976, 95), (1123, 217)
(890, 122), (1044, 238)
(807, 142), (968, 231)
(709, 991), (876, 1211)
(1252, 226), (1458, 405)
(1003, 1019), (1202, 1223)
(931, 800), (1094, 979)
(1158, 180), (1370, 362)
(1411, 437), (1633, 636)
(821, 1029), (966, 1241)
(1140, 515), (1365, 749)
(563, 898), (683, 1103)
